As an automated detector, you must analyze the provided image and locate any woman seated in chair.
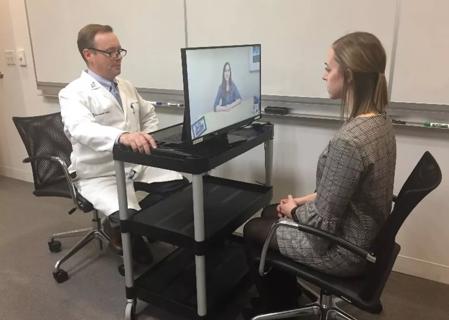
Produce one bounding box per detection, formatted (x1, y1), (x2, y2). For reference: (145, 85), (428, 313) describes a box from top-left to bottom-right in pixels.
(244, 32), (396, 312)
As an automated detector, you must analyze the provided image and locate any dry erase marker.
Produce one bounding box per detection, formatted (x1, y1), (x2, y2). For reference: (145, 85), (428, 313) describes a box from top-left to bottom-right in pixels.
(424, 122), (449, 129)
(167, 102), (184, 107)
(152, 101), (184, 107)
(392, 119), (406, 125)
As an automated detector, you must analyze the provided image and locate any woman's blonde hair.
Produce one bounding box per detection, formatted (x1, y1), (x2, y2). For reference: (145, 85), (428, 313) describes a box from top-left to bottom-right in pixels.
(332, 32), (388, 118)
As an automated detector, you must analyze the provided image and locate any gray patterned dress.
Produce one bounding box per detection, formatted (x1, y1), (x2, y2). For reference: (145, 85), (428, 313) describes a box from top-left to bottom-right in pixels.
(276, 113), (396, 276)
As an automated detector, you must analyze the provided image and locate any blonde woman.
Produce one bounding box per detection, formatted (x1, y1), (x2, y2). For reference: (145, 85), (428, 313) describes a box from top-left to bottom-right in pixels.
(244, 32), (396, 313)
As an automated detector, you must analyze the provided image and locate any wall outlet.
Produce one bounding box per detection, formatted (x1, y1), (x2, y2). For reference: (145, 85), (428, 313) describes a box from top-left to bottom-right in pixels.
(16, 49), (27, 67)
(5, 50), (15, 65)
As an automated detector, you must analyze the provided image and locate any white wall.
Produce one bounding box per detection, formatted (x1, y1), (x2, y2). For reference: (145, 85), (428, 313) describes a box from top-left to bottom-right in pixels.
(0, 0), (60, 182)
(391, 0), (449, 104)
(1, 0), (448, 285)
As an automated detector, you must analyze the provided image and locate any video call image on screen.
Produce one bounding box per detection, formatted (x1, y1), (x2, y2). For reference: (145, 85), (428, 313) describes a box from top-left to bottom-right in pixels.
(182, 45), (261, 141)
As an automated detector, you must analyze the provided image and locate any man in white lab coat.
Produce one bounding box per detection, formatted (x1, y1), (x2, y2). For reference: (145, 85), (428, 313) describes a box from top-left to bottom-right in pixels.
(59, 24), (185, 262)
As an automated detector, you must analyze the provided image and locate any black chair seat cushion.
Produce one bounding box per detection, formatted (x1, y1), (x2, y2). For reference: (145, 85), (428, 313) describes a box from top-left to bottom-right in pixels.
(257, 252), (383, 314)
(33, 178), (94, 212)
(33, 178), (71, 198)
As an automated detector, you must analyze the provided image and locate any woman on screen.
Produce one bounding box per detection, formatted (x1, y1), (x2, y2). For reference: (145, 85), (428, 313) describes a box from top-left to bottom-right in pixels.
(213, 62), (242, 111)
(244, 32), (396, 313)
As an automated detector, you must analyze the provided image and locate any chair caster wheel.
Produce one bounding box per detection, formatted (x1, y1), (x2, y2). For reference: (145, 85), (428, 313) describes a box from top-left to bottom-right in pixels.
(118, 264), (125, 276)
(125, 300), (136, 320)
(48, 239), (62, 253)
(53, 269), (69, 283)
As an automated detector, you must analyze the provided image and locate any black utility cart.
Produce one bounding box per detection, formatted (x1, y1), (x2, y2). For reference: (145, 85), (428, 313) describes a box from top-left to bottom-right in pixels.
(113, 122), (274, 319)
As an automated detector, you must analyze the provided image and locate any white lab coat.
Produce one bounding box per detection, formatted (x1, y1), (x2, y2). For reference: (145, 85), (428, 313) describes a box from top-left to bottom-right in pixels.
(59, 71), (182, 216)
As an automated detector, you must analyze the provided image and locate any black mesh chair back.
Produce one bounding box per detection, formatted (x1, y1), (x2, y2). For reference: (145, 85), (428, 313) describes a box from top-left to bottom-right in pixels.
(12, 112), (107, 283)
(13, 112), (72, 198)
(361, 151), (442, 303)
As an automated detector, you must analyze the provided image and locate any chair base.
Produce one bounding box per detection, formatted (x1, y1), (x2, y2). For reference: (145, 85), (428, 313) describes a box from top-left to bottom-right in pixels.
(252, 304), (357, 320)
(50, 211), (112, 283)
(252, 292), (358, 320)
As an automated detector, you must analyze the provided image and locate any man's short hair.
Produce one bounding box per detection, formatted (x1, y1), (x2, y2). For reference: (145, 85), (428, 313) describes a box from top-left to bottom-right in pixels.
(77, 24), (113, 62)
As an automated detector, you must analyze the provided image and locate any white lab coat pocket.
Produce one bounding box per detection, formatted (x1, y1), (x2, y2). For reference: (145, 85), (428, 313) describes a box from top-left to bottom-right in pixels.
(90, 98), (116, 123)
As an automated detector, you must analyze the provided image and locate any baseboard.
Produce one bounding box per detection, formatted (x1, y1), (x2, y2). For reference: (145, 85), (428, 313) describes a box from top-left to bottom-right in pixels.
(394, 254), (449, 285)
(0, 165), (32, 182)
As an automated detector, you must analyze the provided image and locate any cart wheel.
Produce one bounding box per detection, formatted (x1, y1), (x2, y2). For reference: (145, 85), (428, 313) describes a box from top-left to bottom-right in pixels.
(125, 300), (136, 320)
(48, 239), (62, 253)
(53, 269), (69, 283)
(118, 264), (125, 276)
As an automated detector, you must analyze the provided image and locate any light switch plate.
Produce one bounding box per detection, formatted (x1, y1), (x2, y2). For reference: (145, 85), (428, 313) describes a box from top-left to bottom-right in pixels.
(16, 49), (27, 66)
(5, 50), (15, 65)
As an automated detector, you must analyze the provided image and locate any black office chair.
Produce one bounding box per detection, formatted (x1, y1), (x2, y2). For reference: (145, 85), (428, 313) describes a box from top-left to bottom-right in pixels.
(252, 151), (442, 320)
(13, 112), (111, 283)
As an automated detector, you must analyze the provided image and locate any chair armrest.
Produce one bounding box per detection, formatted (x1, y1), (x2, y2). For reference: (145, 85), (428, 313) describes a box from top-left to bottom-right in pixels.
(258, 219), (376, 276)
(25, 155), (78, 209)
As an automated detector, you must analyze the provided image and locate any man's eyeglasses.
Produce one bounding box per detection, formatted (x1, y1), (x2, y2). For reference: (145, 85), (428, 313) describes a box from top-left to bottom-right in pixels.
(88, 48), (127, 59)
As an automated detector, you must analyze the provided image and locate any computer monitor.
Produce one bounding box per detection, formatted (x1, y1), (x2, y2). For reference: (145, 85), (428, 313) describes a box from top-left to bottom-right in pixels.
(181, 44), (261, 144)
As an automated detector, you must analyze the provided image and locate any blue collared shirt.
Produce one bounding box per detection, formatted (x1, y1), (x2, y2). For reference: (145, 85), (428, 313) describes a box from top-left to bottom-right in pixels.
(86, 69), (122, 106)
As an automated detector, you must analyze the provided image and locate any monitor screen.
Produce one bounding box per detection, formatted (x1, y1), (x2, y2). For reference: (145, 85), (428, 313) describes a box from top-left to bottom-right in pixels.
(181, 44), (261, 144)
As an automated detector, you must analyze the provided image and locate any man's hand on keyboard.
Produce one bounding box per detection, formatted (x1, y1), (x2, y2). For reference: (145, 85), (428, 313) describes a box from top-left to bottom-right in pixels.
(119, 132), (157, 154)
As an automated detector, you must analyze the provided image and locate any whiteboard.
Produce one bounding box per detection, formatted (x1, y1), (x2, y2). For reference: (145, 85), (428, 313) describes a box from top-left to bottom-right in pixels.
(26, 0), (186, 89)
(390, 0), (449, 105)
(27, 0), (449, 107)
(186, 0), (397, 98)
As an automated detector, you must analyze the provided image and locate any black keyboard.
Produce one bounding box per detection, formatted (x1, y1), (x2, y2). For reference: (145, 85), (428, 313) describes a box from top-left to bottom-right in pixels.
(150, 147), (192, 158)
